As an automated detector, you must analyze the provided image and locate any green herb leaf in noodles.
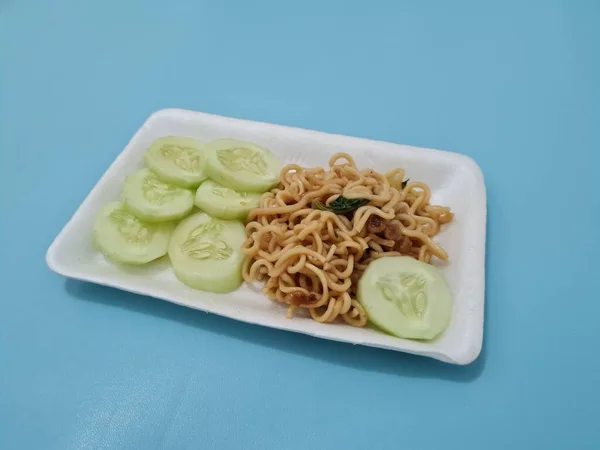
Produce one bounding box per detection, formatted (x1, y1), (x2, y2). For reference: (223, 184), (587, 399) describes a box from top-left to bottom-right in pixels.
(401, 179), (409, 189)
(315, 196), (369, 215)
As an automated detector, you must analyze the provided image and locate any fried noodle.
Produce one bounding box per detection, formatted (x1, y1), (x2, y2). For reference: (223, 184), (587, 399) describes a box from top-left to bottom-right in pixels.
(242, 152), (453, 327)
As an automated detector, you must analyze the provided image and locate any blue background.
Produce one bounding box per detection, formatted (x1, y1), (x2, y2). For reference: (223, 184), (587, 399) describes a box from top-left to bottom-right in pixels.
(1, 1), (599, 449)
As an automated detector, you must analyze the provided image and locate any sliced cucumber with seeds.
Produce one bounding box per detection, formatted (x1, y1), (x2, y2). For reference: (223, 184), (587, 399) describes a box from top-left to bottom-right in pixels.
(144, 136), (207, 188)
(358, 256), (453, 340)
(93, 202), (174, 265)
(194, 180), (262, 220)
(205, 139), (281, 192)
(123, 168), (194, 222)
(168, 212), (246, 293)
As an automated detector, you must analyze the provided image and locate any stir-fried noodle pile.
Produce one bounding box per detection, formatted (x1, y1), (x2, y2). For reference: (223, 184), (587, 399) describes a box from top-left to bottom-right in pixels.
(242, 153), (453, 327)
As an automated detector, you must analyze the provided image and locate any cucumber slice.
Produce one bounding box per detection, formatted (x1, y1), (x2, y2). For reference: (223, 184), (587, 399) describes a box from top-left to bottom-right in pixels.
(357, 256), (453, 340)
(168, 211), (246, 293)
(123, 168), (194, 222)
(144, 136), (207, 188)
(205, 139), (281, 192)
(93, 202), (174, 265)
(194, 180), (262, 220)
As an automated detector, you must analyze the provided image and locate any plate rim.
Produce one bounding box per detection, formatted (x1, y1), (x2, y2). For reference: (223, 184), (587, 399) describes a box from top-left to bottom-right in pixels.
(46, 108), (487, 366)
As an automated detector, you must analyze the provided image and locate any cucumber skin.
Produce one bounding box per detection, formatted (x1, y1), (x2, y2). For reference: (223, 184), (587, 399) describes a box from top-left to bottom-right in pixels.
(194, 197), (249, 221)
(144, 157), (208, 188)
(357, 256), (453, 341)
(167, 212), (246, 294)
(172, 265), (243, 294)
(144, 136), (208, 188)
(93, 231), (151, 265)
(204, 139), (281, 193)
(94, 237), (167, 266)
(195, 204), (247, 221)
(92, 202), (174, 265)
(205, 161), (278, 193)
(194, 180), (261, 221)
(122, 169), (195, 223)
(123, 199), (194, 223)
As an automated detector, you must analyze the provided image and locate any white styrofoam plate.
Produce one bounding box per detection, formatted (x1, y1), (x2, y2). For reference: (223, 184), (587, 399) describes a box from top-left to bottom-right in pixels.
(46, 109), (486, 365)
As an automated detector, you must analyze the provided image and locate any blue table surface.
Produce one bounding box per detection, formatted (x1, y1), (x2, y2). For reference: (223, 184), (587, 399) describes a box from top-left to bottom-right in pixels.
(2, 1), (599, 449)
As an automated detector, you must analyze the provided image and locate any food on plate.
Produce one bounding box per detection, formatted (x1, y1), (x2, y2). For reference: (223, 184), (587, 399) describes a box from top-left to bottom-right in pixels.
(194, 179), (262, 220)
(205, 139), (281, 192)
(93, 135), (455, 341)
(168, 212), (246, 293)
(93, 201), (175, 264)
(144, 136), (208, 188)
(123, 168), (194, 222)
(242, 152), (454, 334)
(358, 256), (452, 340)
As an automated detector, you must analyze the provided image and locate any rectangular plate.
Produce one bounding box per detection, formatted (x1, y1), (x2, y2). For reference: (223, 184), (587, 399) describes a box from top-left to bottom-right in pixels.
(46, 109), (486, 365)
